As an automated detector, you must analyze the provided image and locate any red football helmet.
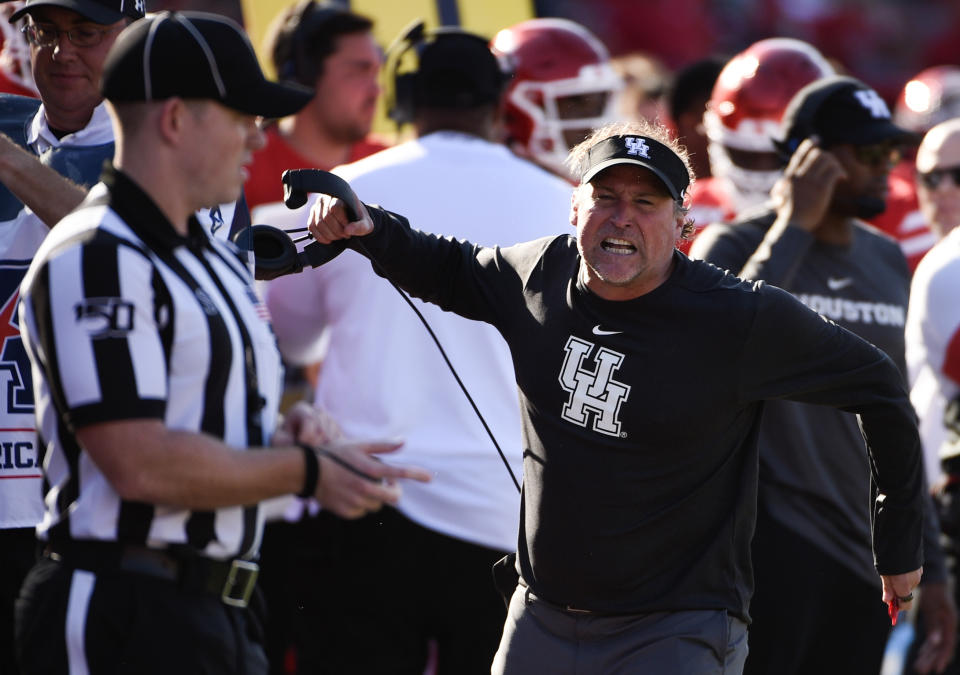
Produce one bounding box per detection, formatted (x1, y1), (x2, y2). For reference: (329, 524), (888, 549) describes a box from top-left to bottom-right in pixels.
(491, 18), (622, 177)
(703, 38), (834, 212)
(894, 65), (960, 135)
(0, 2), (37, 97)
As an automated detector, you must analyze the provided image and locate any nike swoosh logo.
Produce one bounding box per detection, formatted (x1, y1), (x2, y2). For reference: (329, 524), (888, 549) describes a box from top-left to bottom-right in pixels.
(592, 325), (621, 336)
(827, 277), (853, 291)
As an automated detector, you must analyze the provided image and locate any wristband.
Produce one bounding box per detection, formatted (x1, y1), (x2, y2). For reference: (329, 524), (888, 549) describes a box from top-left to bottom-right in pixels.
(296, 443), (320, 498)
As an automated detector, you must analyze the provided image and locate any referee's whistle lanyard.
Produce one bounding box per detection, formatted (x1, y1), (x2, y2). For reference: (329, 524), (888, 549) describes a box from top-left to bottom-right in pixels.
(245, 169), (520, 493)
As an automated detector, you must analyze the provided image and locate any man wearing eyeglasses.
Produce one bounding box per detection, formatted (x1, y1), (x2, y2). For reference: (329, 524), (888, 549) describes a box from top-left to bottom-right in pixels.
(0, 0), (142, 223)
(906, 118), (960, 675)
(691, 76), (957, 675)
(0, 1), (142, 673)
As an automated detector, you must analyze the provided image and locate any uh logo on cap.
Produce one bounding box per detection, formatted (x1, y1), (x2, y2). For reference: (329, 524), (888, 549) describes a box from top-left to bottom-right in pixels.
(625, 136), (650, 158)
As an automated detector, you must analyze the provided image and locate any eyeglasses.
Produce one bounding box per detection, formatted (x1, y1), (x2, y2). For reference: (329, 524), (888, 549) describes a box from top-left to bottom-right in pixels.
(919, 166), (960, 190)
(852, 142), (902, 168)
(20, 22), (122, 49)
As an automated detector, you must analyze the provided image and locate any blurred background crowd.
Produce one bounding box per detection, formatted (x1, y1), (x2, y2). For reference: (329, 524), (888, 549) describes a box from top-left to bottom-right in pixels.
(3, 0), (960, 674)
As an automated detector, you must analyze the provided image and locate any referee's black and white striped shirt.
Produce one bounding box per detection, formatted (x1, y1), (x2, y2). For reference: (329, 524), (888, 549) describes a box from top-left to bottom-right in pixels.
(19, 166), (283, 561)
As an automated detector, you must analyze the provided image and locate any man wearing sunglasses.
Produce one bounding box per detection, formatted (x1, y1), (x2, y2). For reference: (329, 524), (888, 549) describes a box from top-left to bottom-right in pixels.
(692, 76), (956, 675)
(906, 118), (960, 675)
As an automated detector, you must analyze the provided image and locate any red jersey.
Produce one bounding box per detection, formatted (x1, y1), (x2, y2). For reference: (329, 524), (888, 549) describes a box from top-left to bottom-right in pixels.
(869, 166), (935, 273)
(245, 127), (388, 209)
(682, 176), (735, 254)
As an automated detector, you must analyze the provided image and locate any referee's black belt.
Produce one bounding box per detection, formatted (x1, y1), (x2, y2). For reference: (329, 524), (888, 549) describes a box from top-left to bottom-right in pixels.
(45, 540), (259, 609)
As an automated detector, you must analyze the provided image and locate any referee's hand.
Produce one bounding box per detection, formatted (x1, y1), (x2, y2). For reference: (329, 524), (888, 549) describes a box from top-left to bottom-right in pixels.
(314, 440), (431, 519)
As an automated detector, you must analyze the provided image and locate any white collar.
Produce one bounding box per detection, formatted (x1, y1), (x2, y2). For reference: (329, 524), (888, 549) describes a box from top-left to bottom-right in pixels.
(28, 101), (114, 153)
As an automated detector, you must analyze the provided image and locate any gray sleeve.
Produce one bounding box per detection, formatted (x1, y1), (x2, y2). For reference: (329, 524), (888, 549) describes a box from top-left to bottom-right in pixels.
(691, 219), (815, 286)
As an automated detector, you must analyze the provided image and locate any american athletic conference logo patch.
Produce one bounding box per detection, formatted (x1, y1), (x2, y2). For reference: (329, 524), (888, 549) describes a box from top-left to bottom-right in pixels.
(0, 261), (34, 415)
(0, 260), (39, 478)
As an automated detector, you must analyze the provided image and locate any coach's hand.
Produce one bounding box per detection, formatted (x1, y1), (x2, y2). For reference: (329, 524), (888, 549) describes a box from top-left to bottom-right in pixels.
(308, 191), (374, 244)
(882, 567), (923, 620)
(314, 440), (431, 519)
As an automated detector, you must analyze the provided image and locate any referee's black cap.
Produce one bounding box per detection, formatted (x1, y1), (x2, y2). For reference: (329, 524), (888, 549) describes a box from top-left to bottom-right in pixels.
(10, 0), (145, 24)
(101, 11), (313, 119)
(776, 75), (921, 156)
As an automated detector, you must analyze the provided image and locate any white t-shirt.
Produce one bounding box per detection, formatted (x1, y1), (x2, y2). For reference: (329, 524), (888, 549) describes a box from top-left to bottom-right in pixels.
(906, 227), (960, 486)
(0, 103), (114, 529)
(265, 132), (572, 550)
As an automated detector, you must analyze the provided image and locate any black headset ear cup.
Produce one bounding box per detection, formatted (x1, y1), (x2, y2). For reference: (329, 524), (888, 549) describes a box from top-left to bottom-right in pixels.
(384, 19), (426, 125)
(282, 0), (349, 86)
(391, 73), (416, 124)
(278, 0), (315, 85)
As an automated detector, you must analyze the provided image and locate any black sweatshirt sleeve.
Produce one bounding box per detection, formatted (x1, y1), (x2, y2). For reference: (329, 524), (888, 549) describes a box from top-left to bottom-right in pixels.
(344, 204), (553, 334)
(741, 284), (924, 575)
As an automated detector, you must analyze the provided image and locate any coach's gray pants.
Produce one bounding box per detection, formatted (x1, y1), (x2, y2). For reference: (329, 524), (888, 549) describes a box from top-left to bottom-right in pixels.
(491, 585), (748, 675)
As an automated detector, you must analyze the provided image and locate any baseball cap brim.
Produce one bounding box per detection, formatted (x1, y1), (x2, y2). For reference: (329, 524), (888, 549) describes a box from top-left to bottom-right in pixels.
(841, 121), (921, 147)
(582, 158), (683, 201)
(225, 79), (313, 119)
(10, 0), (140, 24)
(580, 135), (690, 202)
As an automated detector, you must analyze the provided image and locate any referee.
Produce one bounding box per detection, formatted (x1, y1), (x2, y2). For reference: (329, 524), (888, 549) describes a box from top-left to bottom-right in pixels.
(13, 12), (428, 674)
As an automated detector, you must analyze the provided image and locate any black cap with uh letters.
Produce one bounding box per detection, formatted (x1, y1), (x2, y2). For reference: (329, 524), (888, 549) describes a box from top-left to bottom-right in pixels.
(580, 135), (690, 202)
(776, 75), (921, 156)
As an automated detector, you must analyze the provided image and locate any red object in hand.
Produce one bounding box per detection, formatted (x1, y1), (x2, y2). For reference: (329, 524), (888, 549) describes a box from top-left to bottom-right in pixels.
(888, 598), (899, 626)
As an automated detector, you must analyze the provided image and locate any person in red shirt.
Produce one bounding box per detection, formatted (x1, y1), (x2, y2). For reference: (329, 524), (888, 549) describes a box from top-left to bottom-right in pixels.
(245, 1), (387, 210)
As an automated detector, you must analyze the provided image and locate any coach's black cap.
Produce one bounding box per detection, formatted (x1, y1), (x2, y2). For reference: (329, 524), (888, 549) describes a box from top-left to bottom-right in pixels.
(101, 11), (313, 119)
(580, 135), (690, 201)
(10, 0), (145, 25)
(777, 75), (920, 154)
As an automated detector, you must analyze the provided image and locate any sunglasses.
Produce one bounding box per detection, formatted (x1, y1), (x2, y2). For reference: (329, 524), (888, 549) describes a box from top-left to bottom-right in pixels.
(919, 166), (960, 190)
(851, 142), (902, 168)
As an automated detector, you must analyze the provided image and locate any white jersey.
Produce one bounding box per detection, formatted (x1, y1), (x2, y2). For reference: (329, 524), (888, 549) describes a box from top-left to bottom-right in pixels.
(265, 132), (572, 550)
(906, 227), (960, 486)
(0, 103), (113, 529)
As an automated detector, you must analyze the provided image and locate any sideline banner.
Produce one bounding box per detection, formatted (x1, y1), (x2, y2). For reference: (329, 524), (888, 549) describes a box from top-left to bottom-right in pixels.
(239, 0), (535, 78)
(239, 0), (534, 138)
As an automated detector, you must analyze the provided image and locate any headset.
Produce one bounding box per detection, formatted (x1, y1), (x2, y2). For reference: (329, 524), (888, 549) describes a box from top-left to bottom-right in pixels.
(384, 19), (507, 126)
(384, 18), (426, 125)
(241, 172), (522, 492)
(275, 0), (355, 86)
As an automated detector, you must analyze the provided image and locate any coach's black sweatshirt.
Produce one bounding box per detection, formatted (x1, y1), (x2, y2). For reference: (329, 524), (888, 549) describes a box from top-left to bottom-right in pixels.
(343, 205), (924, 621)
